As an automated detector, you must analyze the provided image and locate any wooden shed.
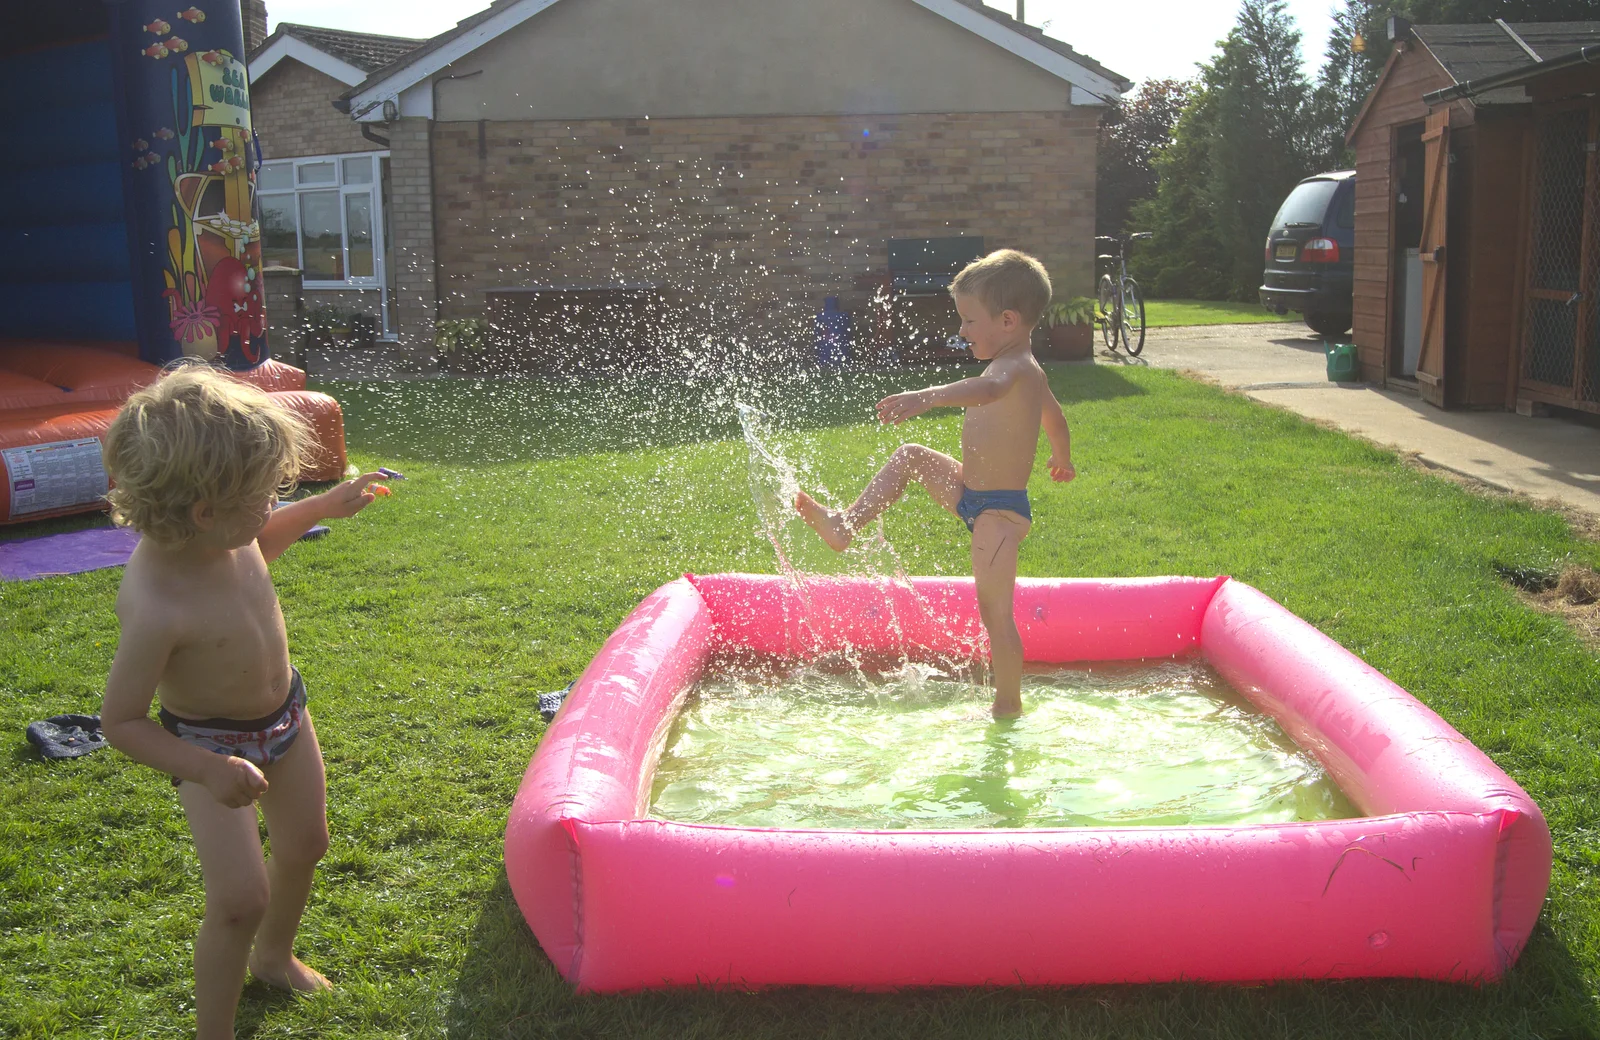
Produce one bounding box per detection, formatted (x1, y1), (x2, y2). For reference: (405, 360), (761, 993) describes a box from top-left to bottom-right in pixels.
(1347, 20), (1600, 414)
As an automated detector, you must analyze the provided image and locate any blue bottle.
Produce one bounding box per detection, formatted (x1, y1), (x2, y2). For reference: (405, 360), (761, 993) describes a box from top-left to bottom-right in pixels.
(814, 296), (853, 367)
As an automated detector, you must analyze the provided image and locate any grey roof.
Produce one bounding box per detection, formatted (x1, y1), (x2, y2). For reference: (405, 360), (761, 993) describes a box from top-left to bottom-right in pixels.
(341, 0), (1130, 104)
(1415, 21), (1600, 85)
(253, 22), (426, 73)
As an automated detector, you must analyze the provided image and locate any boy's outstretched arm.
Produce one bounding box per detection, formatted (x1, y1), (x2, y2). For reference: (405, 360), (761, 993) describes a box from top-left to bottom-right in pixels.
(257, 472), (387, 562)
(877, 367), (1021, 425)
(1041, 388), (1075, 482)
(101, 601), (268, 807)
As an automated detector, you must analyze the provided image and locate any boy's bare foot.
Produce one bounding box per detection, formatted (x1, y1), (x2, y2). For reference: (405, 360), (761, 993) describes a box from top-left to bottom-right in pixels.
(249, 954), (332, 994)
(794, 492), (852, 551)
(991, 696), (1023, 719)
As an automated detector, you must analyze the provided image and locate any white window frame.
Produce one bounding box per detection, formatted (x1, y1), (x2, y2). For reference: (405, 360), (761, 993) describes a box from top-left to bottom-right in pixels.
(258, 151), (389, 291)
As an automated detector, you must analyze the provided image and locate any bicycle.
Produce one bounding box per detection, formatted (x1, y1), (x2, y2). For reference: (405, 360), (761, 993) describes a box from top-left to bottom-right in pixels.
(1095, 232), (1151, 357)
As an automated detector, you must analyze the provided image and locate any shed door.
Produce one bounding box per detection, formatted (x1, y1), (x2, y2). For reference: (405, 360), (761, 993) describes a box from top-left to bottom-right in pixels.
(1416, 108), (1450, 403)
(1518, 103), (1600, 415)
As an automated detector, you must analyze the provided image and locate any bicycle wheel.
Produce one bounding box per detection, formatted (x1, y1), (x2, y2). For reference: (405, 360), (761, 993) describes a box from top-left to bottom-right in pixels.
(1120, 278), (1146, 356)
(1097, 273), (1120, 351)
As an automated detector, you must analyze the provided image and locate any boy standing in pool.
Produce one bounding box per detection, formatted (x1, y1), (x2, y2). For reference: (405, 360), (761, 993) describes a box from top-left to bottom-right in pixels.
(796, 249), (1074, 717)
(98, 364), (387, 1039)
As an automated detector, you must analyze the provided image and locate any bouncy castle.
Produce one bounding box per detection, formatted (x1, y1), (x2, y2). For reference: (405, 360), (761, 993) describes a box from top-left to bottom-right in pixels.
(0, 1), (345, 524)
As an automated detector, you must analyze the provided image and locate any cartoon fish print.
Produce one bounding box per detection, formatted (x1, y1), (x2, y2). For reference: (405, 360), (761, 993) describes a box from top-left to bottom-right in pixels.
(143, 19), (171, 34)
(178, 7), (206, 23)
(152, 127), (175, 141)
(132, 139), (149, 152)
(141, 43), (169, 59)
(228, 155), (244, 170)
(199, 50), (225, 66)
(212, 136), (234, 153)
(165, 36), (188, 52)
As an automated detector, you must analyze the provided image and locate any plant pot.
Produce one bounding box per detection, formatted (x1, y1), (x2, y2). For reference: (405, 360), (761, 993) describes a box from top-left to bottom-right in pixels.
(1039, 322), (1093, 361)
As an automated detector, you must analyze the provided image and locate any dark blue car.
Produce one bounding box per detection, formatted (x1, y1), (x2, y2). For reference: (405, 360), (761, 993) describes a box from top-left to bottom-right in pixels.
(1260, 171), (1355, 338)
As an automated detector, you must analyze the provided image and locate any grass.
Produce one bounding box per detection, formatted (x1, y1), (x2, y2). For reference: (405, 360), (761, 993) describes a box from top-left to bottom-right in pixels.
(1143, 299), (1296, 328)
(3, 364), (1600, 1039)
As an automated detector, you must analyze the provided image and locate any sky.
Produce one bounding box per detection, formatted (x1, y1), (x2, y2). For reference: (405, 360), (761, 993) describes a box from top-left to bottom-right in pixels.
(265, 0), (1340, 86)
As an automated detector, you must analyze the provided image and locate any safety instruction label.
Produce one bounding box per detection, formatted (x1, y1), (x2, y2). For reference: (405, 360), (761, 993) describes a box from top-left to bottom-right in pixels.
(3, 438), (108, 520)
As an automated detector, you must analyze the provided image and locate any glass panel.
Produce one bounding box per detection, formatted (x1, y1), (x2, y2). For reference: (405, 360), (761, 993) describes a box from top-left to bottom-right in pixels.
(1270, 179), (1339, 229)
(258, 162), (293, 192)
(299, 191), (344, 281)
(297, 161), (336, 186)
(341, 156), (373, 184)
(345, 192), (374, 279)
(260, 195), (299, 269)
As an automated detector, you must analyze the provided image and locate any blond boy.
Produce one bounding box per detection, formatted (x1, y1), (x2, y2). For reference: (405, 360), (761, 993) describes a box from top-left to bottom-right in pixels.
(796, 249), (1075, 716)
(99, 364), (386, 1039)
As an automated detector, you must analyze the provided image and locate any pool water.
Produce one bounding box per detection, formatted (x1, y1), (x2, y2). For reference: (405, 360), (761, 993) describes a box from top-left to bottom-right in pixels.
(649, 659), (1359, 830)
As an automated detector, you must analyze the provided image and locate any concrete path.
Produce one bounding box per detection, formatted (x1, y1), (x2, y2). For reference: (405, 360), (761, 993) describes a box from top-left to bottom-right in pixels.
(1108, 321), (1600, 521)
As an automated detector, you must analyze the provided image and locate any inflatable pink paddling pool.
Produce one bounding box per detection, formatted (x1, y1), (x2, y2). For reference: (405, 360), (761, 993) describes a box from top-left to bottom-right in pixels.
(504, 574), (1550, 993)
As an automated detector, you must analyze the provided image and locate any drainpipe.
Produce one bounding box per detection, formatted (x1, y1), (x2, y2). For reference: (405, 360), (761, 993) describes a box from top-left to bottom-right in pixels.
(1016, 0), (1024, 24)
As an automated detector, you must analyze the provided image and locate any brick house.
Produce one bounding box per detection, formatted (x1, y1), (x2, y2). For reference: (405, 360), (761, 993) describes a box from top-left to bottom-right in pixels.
(259, 0), (1127, 369)
(247, 15), (424, 347)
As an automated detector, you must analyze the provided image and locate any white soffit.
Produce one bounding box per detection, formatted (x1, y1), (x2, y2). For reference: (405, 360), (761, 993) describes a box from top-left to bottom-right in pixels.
(348, 0), (561, 120)
(910, 0), (1124, 102)
(250, 34), (369, 87)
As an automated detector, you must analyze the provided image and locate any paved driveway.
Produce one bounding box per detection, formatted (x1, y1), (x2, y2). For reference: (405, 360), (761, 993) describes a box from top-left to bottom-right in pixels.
(1103, 322), (1600, 520)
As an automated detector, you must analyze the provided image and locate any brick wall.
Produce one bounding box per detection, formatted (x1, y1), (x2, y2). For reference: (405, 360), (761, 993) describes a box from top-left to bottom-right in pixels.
(243, 0), (268, 53)
(388, 118), (439, 364)
(428, 110), (1098, 362)
(252, 60), (385, 161)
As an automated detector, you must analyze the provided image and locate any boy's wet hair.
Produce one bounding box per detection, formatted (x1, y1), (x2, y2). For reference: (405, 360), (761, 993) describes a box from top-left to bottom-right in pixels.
(949, 249), (1053, 326)
(102, 361), (311, 544)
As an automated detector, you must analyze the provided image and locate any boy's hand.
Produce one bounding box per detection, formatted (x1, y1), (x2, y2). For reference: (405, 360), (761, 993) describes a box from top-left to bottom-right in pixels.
(204, 755), (269, 808)
(1048, 455), (1076, 483)
(876, 390), (932, 425)
(321, 472), (390, 518)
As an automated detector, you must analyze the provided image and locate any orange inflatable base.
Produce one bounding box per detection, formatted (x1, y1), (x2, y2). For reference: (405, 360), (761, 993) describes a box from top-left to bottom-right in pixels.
(0, 343), (348, 524)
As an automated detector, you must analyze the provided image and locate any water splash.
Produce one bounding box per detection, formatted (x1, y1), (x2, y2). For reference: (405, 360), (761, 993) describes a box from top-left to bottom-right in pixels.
(735, 401), (974, 681)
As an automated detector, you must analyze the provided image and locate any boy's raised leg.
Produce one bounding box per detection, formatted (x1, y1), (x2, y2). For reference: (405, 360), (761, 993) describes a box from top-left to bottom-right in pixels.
(178, 782), (271, 1040)
(249, 712), (331, 993)
(971, 510), (1029, 717)
(796, 444), (962, 551)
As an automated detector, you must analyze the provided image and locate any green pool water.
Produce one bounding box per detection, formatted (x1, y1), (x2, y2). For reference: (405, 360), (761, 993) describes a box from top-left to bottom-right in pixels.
(648, 659), (1359, 830)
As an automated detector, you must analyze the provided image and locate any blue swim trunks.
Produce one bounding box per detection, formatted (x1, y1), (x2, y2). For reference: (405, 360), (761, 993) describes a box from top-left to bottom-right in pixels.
(955, 486), (1032, 532)
(159, 668), (307, 786)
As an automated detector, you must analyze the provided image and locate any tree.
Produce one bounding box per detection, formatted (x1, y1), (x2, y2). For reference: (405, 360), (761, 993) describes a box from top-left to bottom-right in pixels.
(1207, 0), (1318, 297)
(1126, 85), (1233, 299)
(1096, 79), (1194, 237)
(1129, 1), (1320, 300)
(1308, 0), (1390, 169)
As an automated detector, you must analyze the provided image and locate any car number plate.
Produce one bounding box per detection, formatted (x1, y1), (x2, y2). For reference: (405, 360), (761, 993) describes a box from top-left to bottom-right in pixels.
(1274, 242), (1298, 261)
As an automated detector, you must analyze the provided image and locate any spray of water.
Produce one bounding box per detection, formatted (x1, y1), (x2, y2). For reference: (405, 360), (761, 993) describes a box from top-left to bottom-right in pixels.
(735, 399), (981, 685)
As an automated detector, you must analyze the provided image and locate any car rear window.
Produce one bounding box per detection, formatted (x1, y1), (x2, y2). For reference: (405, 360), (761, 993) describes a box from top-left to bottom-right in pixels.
(1272, 179), (1340, 228)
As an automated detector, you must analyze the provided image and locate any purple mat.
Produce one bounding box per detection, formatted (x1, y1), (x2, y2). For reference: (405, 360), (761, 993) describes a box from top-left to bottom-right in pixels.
(0, 527), (141, 581)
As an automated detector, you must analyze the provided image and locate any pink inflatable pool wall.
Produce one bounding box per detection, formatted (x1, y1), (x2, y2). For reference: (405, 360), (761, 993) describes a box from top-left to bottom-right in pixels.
(505, 574), (1551, 993)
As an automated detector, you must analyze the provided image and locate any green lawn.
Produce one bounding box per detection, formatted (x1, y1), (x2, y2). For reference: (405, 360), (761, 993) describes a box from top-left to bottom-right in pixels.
(3, 365), (1599, 1039)
(1143, 299), (1296, 328)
